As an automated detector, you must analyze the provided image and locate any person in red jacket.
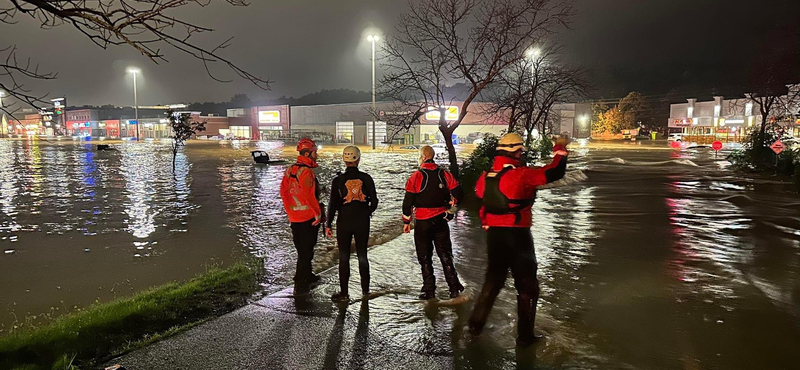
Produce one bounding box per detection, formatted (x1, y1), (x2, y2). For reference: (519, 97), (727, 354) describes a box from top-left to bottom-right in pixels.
(468, 133), (569, 347)
(402, 145), (464, 300)
(280, 138), (325, 290)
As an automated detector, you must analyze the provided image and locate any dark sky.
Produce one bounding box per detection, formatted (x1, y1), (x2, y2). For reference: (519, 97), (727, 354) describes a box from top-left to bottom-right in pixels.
(5, 0), (799, 107)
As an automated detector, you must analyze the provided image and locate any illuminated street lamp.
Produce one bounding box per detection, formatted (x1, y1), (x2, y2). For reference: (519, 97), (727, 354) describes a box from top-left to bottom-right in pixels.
(367, 34), (379, 149)
(127, 67), (141, 140)
(579, 114), (589, 138)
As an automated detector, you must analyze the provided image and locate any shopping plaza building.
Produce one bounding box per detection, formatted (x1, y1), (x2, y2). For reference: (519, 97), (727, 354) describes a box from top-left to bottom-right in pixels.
(668, 84), (800, 143)
(1, 101), (591, 144)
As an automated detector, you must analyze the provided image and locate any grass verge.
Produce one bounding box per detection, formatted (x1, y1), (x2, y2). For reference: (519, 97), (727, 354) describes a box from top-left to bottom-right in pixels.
(0, 260), (263, 370)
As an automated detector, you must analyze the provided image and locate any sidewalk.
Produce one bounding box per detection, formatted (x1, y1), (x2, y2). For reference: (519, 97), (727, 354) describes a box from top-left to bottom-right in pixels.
(108, 222), (563, 370)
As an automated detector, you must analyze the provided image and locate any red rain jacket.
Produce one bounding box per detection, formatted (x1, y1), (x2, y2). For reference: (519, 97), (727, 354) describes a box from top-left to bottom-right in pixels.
(280, 155), (323, 223)
(475, 145), (568, 228)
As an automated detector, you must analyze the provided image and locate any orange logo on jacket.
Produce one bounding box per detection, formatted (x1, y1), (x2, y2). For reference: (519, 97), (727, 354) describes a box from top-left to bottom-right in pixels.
(343, 179), (366, 204)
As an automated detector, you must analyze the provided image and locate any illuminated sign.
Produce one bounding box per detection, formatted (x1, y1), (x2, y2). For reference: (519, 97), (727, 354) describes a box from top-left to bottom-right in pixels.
(425, 106), (459, 121)
(725, 119), (745, 124)
(258, 110), (281, 124)
(673, 118), (693, 126)
(796, 118), (800, 125)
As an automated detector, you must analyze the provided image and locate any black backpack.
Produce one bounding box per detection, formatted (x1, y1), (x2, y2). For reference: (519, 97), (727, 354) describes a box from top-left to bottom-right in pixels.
(413, 168), (452, 208)
(482, 166), (534, 224)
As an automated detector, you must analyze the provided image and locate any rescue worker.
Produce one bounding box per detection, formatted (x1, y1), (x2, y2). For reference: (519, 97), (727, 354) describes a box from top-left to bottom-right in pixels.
(468, 133), (569, 347)
(280, 138), (325, 291)
(402, 145), (465, 300)
(325, 146), (379, 302)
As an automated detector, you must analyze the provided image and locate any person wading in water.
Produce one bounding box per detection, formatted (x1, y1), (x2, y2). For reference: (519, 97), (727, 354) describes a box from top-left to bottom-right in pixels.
(326, 146), (379, 302)
(468, 133), (569, 347)
(280, 138), (325, 292)
(402, 145), (465, 300)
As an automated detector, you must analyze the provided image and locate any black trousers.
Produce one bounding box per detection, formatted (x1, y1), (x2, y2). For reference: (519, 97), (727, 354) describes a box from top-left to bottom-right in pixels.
(469, 227), (541, 342)
(337, 215), (370, 295)
(290, 218), (320, 285)
(414, 214), (463, 294)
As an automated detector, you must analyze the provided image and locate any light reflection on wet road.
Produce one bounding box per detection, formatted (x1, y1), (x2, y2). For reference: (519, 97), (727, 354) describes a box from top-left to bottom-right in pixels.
(2, 140), (800, 369)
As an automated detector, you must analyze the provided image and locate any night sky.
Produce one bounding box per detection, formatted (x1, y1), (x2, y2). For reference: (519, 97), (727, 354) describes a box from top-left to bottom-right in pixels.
(4, 0), (799, 107)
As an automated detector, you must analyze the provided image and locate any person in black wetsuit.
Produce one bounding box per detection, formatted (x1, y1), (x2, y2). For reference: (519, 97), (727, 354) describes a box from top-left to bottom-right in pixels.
(325, 146), (379, 302)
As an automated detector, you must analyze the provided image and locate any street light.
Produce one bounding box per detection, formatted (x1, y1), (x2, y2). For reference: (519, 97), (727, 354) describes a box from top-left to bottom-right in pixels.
(579, 115), (589, 138)
(0, 91), (5, 137)
(127, 67), (141, 140)
(367, 34), (379, 150)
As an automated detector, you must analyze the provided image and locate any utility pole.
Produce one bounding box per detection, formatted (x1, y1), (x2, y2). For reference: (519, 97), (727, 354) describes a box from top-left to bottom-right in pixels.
(368, 35), (378, 149)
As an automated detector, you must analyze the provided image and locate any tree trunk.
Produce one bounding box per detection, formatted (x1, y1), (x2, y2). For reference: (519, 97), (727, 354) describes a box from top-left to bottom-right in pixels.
(508, 105), (517, 132)
(172, 148), (177, 173)
(437, 107), (460, 179)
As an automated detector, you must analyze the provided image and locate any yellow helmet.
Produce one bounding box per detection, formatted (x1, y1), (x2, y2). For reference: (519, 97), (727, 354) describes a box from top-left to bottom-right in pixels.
(497, 133), (524, 152)
(342, 145), (361, 162)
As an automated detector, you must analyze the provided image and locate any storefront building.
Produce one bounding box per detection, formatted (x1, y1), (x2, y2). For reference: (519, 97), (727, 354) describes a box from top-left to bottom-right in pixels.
(669, 84), (800, 143)
(226, 105), (290, 140)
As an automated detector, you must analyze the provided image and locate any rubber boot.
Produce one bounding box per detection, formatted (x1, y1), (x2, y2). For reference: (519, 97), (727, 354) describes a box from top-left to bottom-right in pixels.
(419, 263), (436, 297)
(468, 285), (500, 336)
(516, 294), (543, 347)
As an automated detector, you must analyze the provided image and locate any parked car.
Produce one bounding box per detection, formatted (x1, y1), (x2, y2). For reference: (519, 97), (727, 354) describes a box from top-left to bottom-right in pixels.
(431, 143), (448, 158)
(668, 133), (682, 142)
(466, 132), (482, 143)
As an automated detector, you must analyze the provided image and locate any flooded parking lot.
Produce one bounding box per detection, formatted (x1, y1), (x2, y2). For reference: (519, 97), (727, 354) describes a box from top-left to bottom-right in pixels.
(2, 139), (800, 369)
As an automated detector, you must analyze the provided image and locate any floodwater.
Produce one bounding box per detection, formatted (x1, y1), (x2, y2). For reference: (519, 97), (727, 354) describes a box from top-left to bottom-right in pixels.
(2, 139), (800, 369)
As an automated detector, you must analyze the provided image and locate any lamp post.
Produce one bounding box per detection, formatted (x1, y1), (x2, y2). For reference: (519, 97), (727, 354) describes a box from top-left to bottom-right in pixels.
(579, 114), (588, 138)
(368, 35), (379, 149)
(127, 67), (141, 140)
(0, 91), (5, 137)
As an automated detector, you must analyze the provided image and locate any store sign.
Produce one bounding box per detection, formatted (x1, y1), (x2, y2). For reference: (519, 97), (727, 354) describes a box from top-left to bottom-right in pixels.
(258, 110), (280, 124)
(795, 118), (800, 125)
(673, 118), (693, 126)
(425, 106), (459, 121)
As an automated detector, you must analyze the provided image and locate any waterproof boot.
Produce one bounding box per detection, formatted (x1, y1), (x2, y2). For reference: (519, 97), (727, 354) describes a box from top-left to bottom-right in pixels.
(516, 294), (543, 347)
(420, 263), (436, 294)
(468, 287), (499, 336)
(331, 291), (349, 303)
(419, 291), (436, 300)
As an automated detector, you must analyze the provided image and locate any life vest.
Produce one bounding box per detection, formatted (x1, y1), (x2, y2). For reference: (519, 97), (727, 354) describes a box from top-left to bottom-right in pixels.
(413, 167), (451, 209)
(280, 163), (319, 214)
(336, 171), (369, 205)
(482, 165), (535, 224)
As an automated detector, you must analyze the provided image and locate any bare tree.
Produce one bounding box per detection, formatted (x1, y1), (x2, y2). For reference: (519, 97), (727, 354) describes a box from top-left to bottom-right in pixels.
(0, 0), (270, 116)
(379, 0), (575, 177)
(484, 45), (587, 147)
(166, 109), (206, 172)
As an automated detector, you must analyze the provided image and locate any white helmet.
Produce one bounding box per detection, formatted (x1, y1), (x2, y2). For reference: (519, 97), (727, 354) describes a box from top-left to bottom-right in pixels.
(497, 133), (524, 152)
(342, 145), (361, 162)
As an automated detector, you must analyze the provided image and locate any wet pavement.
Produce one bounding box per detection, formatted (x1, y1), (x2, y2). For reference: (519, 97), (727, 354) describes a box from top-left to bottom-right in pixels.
(3, 139), (800, 369)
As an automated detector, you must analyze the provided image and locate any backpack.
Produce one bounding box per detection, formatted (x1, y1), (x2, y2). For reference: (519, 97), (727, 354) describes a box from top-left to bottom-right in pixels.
(413, 168), (452, 208)
(482, 166), (534, 224)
